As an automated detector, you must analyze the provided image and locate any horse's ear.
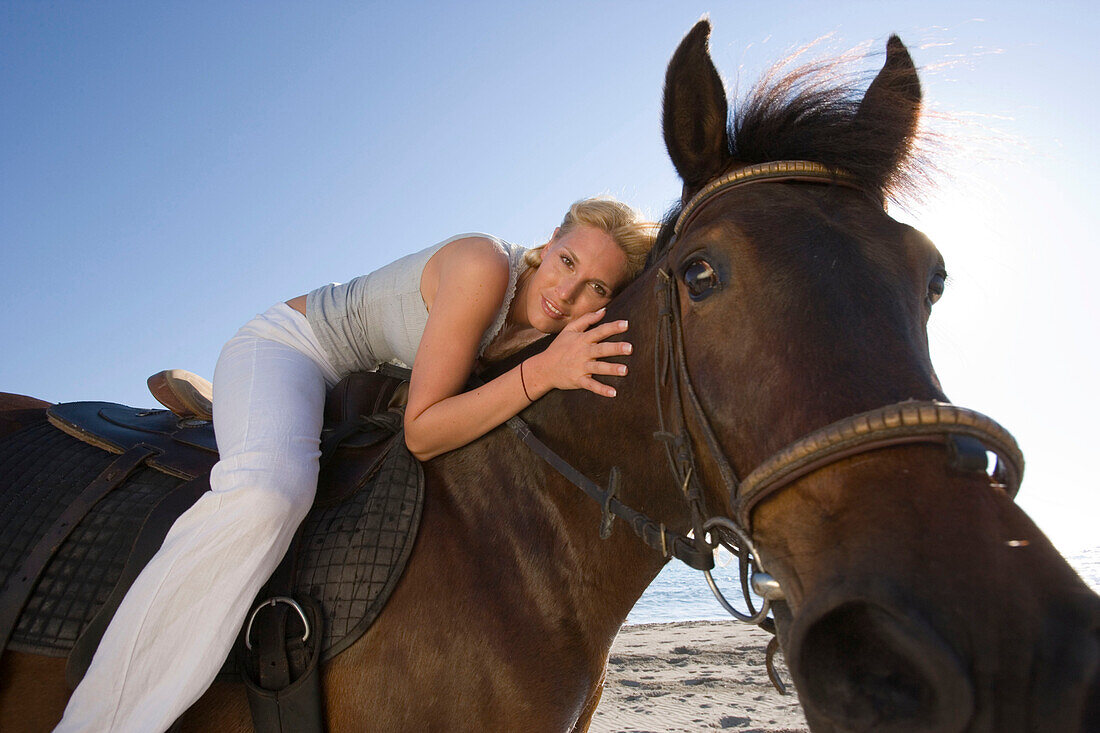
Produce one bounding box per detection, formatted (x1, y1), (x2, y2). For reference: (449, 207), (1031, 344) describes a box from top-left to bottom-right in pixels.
(854, 35), (922, 178)
(663, 19), (732, 196)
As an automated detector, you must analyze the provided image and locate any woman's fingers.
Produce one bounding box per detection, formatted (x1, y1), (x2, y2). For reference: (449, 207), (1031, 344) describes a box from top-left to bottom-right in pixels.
(582, 319), (629, 342)
(564, 307), (607, 332)
(579, 375), (617, 398)
(588, 340), (632, 359)
(586, 360), (628, 377)
(546, 309), (633, 395)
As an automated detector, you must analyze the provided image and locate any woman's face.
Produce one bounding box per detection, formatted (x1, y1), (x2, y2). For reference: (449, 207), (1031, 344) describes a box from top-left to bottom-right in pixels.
(525, 224), (630, 333)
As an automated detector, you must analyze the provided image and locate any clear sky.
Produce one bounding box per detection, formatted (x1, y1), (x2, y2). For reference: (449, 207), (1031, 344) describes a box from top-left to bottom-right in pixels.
(2, 2), (1097, 552)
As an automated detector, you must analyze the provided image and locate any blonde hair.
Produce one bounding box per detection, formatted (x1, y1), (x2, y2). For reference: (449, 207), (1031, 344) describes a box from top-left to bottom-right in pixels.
(523, 197), (657, 285)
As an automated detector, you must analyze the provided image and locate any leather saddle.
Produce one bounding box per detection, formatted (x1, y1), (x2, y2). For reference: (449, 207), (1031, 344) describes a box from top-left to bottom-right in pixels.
(0, 366), (422, 696)
(49, 366), (412, 506)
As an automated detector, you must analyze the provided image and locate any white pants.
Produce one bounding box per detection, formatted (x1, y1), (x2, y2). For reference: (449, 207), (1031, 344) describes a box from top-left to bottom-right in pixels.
(56, 304), (341, 733)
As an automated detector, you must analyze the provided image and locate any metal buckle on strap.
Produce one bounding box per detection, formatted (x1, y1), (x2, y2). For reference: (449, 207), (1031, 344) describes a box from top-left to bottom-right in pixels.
(244, 596), (311, 651)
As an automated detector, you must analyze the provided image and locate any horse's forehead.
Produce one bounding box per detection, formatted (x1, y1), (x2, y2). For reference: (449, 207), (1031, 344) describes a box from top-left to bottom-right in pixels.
(677, 188), (940, 270)
(900, 224), (942, 265)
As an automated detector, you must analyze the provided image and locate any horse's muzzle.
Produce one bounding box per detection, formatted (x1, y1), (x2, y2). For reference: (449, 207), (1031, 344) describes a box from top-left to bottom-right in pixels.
(787, 590), (973, 733)
(785, 582), (1100, 733)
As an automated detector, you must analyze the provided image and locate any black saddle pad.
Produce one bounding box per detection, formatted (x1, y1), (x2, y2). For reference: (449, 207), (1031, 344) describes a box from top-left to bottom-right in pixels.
(0, 416), (423, 667)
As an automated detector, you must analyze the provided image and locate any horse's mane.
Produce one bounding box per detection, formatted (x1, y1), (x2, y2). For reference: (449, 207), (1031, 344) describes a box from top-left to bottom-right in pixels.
(649, 47), (933, 266)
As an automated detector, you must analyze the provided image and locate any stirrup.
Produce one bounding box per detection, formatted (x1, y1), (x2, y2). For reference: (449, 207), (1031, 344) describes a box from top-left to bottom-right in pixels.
(147, 369), (213, 421)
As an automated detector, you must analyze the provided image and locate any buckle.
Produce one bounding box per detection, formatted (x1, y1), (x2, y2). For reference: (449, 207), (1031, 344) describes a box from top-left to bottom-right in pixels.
(244, 596), (311, 651)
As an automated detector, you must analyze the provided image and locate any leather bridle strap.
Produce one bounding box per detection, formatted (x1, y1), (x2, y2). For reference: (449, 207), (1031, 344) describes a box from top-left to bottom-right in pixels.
(646, 160), (866, 556)
(674, 160), (870, 237)
(505, 416), (716, 570)
(735, 400), (1024, 530)
(652, 267), (740, 552)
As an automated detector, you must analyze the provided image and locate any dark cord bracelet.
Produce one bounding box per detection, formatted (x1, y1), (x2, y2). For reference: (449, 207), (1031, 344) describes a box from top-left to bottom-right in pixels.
(519, 360), (534, 403)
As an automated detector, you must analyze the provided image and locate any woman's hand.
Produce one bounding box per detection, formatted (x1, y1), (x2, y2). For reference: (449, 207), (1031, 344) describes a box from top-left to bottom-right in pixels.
(524, 308), (632, 398)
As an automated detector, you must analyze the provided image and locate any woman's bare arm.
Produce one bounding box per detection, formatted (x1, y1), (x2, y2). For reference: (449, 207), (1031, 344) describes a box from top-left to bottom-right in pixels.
(403, 239), (630, 461)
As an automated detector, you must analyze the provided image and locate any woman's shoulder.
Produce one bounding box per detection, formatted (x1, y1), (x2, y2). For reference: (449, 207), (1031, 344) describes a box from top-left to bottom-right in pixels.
(435, 233), (522, 279)
(439, 232), (509, 257)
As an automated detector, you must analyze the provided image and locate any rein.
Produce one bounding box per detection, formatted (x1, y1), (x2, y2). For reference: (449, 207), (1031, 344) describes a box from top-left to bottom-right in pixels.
(506, 160), (1025, 635)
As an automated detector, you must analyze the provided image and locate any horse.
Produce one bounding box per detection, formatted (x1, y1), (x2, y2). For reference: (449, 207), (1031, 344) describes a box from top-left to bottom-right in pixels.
(2, 19), (1098, 733)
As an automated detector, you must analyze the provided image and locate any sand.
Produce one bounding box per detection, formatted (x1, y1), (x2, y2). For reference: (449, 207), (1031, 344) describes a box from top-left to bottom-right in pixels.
(590, 620), (809, 732)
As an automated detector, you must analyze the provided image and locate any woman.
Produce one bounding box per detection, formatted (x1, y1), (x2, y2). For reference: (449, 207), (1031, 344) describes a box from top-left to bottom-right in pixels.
(56, 196), (655, 732)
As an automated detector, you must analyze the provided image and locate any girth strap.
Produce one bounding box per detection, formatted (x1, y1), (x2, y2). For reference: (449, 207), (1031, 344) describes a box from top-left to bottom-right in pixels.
(241, 533), (325, 733)
(0, 444), (157, 659)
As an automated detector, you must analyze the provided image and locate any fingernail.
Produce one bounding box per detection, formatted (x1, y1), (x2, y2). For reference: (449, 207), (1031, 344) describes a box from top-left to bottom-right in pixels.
(609, 388), (617, 397)
(618, 365), (627, 375)
(619, 320), (628, 328)
(623, 343), (633, 354)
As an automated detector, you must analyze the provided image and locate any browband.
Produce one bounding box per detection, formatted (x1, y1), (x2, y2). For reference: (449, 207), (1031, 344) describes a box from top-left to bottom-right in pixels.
(674, 160), (870, 236)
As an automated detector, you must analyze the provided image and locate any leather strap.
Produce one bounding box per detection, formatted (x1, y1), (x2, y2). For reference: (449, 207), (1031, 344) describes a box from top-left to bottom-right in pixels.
(241, 533), (326, 732)
(674, 160), (869, 237)
(505, 417), (714, 570)
(250, 536), (300, 685)
(242, 596), (325, 733)
(734, 401), (1024, 530)
(0, 444), (156, 657)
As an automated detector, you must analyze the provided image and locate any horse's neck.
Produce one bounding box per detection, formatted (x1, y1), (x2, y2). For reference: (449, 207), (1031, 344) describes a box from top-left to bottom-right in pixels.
(455, 359), (687, 639)
(431, 272), (697, 646)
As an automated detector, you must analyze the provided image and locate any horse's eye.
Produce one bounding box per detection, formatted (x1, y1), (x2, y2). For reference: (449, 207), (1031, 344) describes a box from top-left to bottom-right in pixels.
(928, 272), (946, 305)
(683, 259), (720, 300)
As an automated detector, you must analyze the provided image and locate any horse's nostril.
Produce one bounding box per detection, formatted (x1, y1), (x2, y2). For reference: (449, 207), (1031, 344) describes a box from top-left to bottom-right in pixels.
(794, 601), (973, 733)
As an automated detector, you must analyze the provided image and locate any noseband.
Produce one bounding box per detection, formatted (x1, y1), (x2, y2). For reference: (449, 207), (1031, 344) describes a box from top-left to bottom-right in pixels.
(508, 160), (1024, 634)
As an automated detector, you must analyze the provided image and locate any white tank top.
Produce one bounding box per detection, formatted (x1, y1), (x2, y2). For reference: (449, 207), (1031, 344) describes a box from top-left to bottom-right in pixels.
(304, 233), (528, 377)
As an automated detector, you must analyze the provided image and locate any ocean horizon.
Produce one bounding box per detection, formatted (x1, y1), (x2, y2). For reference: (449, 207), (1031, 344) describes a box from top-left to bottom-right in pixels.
(626, 544), (1100, 625)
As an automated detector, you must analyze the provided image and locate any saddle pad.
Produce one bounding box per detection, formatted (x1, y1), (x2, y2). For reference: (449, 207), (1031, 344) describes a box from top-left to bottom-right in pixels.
(0, 417), (424, 666)
(0, 422), (180, 654)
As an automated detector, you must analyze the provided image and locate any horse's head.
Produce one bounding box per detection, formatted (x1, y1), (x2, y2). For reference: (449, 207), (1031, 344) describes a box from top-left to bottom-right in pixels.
(643, 20), (1099, 732)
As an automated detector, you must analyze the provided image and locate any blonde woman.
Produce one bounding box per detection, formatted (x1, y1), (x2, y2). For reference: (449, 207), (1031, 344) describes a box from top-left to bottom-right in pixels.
(57, 196), (656, 732)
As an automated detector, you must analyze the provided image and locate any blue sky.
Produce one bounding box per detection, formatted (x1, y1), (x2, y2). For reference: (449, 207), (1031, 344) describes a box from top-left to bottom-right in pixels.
(2, 2), (1097, 551)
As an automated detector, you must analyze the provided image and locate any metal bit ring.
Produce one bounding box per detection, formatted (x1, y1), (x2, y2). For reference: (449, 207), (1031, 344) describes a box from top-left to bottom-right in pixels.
(701, 516), (773, 625)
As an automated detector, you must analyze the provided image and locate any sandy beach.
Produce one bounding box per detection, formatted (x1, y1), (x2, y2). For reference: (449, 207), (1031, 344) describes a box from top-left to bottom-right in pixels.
(590, 620), (808, 732)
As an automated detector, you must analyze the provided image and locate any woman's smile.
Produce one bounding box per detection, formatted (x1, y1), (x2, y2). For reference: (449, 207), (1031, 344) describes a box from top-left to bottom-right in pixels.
(540, 294), (567, 320)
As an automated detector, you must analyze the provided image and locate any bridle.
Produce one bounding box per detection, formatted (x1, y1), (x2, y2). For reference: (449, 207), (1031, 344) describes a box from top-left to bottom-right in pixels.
(507, 160), (1025, 643)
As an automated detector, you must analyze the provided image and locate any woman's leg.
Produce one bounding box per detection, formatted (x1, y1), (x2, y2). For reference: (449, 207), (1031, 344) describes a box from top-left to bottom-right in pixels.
(55, 333), (329, 733)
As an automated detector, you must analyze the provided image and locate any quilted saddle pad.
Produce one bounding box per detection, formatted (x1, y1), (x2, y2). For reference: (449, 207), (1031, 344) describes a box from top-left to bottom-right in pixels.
(0, 417), (423, 666)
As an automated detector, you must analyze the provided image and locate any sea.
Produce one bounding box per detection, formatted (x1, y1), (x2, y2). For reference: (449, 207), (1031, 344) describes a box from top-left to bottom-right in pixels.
(625, 545), (1100, 625)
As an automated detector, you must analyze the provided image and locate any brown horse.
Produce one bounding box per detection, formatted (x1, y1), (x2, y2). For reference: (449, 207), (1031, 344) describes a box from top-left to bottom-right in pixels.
(2, 20), (1098, 733)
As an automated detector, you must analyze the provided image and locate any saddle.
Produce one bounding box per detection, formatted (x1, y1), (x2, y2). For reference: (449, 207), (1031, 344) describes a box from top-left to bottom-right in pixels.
(48, 367), (411, 506)
(0, 367), (422, 730)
